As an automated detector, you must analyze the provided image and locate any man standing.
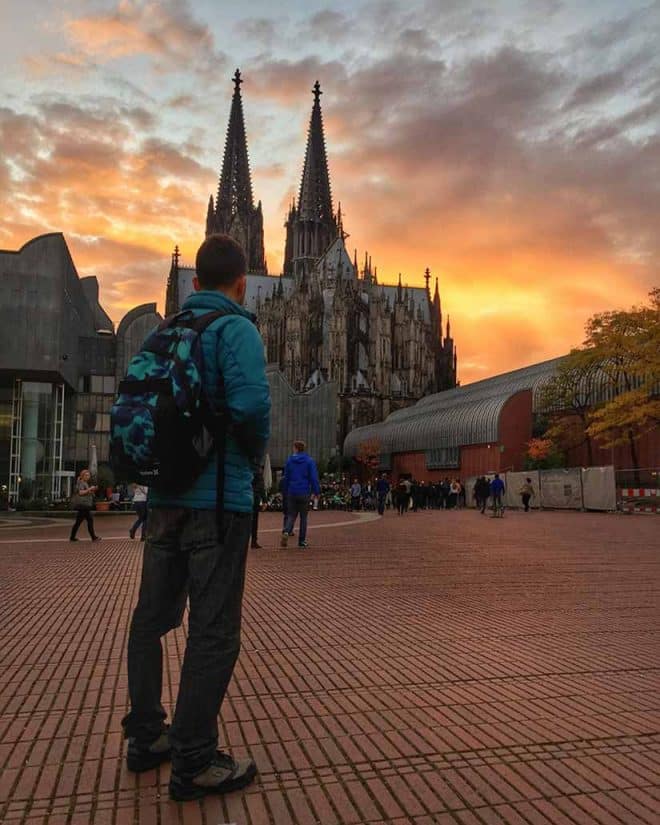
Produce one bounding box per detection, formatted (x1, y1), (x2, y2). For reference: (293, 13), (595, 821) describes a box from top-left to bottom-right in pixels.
(121, 235), (271, 801)
(280, 441), (320, 549)
(350, 478), (362, 511)
(376, 473), (390, 516)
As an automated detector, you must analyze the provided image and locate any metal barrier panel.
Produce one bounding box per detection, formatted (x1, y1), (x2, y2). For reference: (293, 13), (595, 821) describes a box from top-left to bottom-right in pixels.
(464, 476), (477, 508)
(582, 466), (616, 511)
(504, 471), (540, 509)
(539, 468), (583, 509)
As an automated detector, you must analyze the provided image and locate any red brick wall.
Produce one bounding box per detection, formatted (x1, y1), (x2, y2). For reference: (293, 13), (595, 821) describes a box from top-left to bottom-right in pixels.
(391, 452), (443, 481)
(564, 427), (659, 471)
(460, 445), (501, 478)
(498, 389), (533, 472)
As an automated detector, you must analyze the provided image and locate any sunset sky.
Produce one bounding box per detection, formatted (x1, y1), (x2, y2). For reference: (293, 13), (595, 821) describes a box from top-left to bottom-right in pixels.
(1, 0), (658, 383)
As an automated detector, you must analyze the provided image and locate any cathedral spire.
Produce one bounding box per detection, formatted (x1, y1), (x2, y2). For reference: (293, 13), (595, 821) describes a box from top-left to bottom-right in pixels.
(424, 267), (431, 293)
(298, 81), (334, 223)
(208, 69), (266, 273)
(284, 80), (338, 277)
(216, 69), (254, 219)
(205, 195), (215, 237)
(165, 244), (181, 316)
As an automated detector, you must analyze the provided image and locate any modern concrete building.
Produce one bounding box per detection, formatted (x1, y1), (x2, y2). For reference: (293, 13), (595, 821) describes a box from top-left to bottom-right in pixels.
(0, 233), (160, 503)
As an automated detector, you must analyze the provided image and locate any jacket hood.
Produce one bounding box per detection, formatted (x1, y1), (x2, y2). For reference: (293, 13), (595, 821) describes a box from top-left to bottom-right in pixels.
(182, 290), (255, 321)
(290, 452), (309, 463)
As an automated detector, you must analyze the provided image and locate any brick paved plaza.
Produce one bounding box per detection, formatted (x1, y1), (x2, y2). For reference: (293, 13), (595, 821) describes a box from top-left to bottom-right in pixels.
(1, 509), (659, 825)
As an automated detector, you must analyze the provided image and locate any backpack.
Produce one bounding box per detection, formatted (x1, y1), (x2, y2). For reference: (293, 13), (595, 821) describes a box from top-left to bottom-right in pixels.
(110, 309), (233, 499)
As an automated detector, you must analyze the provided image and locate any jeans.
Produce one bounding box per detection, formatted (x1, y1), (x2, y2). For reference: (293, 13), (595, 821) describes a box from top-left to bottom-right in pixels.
(284, 494), (309, 543)
(377, 494), (386, 515)
(122, 508), (251, 778)
(131, 502), (148, 538)
(251, 504), (260, 545)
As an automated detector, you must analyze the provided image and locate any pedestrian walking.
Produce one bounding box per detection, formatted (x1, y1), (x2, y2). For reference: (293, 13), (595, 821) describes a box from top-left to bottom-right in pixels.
(376, 473), (390, 516)
(490, 473), (506, 517)
(474, 476), (489, 514)
(251, 469), (265, 548)
(350, 478), (362, 511)
(519, 477), (535, 512)
(280, 441), (320, 549)
(121, 234), (271, 801)
(69, 469), (101, 542)
(396, 478), (410, 515)
(129, 483), (148, 540)
(449, 478), (460, 509)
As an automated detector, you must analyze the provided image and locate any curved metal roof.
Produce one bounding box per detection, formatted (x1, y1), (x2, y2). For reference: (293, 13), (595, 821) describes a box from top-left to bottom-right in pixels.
(344, 357), (565, 457)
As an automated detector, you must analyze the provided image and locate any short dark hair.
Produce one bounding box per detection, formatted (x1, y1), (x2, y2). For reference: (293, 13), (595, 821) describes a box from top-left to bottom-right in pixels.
(196, 234), (247, 289)
(293, 440), (305, 452)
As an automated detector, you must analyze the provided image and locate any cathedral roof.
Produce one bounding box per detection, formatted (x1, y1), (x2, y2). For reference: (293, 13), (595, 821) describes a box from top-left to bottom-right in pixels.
(379, 285), (431, 322)
(175, 267), (292, 315)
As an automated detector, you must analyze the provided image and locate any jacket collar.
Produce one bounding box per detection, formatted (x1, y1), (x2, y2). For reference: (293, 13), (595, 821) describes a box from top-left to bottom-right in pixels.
(182, 289), (255, 322)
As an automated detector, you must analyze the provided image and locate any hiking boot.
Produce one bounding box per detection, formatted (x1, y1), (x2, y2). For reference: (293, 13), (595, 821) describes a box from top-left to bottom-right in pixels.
(298, 541), (308, 549)
(169, 751), (257, 801)
(126, 728), (171, 773)
(129, 528), (136, 539)
(251, 542), (262, 549)
(280, 532), (288, 548)
(69, 537), (78, 542)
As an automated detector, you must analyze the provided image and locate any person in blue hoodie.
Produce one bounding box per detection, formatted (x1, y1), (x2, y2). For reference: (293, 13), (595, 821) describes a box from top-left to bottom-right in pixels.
(122, 235), (270, 802)
(490, 473), (506, 517)
(280, 440), (320, 549)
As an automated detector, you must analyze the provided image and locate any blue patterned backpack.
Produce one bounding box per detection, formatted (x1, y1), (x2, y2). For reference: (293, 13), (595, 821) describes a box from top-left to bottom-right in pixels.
(110, 309), (232, 494)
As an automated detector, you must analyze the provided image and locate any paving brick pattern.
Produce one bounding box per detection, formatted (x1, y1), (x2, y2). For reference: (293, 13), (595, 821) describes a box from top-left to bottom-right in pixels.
(1, 510), (658, 824)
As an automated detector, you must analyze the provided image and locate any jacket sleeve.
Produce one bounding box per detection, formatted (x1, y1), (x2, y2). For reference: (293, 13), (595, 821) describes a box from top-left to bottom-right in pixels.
(308, 457), (321, 496)
(217, 316), (271, 463)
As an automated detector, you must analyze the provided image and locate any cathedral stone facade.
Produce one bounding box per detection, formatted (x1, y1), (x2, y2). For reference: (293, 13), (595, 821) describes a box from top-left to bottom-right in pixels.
(166, 70), (457, 456)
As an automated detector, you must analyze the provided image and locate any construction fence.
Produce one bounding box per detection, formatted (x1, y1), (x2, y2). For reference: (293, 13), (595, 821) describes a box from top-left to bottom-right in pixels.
(465, 466), (625, 512)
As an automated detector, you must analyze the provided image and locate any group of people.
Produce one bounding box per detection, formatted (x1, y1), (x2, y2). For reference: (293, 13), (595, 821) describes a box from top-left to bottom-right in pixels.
(346, 474), (468, 515)
(69, 471), (149, 542)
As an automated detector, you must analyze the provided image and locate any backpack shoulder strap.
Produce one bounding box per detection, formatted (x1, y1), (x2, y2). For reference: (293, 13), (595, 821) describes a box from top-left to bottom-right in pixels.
(157, 307), (237, 333)
(188, 308), (237, 334)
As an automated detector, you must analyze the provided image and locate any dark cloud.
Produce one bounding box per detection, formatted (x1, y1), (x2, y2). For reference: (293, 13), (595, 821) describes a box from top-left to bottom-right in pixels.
(398, 28), (438, 52)
(248, 57), (348, 106)
(235, 17), (279, 43)
(302, 10), (348, 40)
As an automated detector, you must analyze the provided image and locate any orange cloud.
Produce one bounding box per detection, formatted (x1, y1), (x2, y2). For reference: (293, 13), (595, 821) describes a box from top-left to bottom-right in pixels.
(4, 24), (659, 386)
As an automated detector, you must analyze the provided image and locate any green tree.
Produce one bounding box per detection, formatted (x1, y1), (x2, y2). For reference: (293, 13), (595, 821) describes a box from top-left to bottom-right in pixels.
(539, 351), (598, 464)
(582, 288), (660, 480)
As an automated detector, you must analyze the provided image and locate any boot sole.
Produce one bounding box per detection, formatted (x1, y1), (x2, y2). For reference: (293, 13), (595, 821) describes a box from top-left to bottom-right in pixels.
(169, 763), (257, 801)
(126, 751), (171, 773)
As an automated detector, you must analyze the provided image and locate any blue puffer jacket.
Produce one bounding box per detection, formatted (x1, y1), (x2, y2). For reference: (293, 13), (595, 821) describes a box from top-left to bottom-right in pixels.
(282, 452), (320, 497)
(150, 290), (271, 512)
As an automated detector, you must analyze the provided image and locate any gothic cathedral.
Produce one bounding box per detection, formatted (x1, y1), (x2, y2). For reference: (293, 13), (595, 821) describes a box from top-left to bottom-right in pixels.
(166, 70), (457, 447)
